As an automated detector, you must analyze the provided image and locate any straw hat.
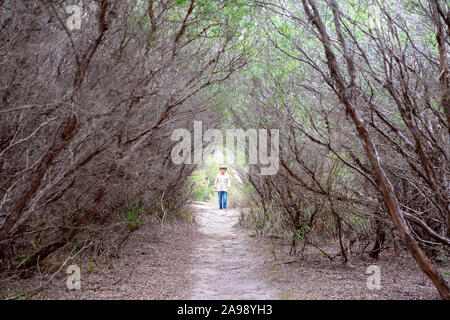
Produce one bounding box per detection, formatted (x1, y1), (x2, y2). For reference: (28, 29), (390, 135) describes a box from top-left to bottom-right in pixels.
(219, 164), (227, 169)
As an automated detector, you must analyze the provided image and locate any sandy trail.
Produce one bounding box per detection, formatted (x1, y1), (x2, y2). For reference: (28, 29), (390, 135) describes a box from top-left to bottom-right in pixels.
(187, 202), (275, 299)
(1, 200), (440, 300)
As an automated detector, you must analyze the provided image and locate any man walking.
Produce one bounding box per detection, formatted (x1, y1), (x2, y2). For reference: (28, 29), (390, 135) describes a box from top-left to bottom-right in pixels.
(214, 165), (231, 210)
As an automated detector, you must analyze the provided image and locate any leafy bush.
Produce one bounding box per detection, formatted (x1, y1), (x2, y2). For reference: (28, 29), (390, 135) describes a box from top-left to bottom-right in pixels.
(120, 204), (145, 232)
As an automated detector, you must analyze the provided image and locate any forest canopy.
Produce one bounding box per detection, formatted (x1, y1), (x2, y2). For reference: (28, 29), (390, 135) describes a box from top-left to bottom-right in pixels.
(0, 0), (449, 299)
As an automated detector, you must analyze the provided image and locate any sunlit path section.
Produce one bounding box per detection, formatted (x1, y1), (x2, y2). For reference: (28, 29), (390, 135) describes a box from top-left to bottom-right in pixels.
(187, 202), (275, 299)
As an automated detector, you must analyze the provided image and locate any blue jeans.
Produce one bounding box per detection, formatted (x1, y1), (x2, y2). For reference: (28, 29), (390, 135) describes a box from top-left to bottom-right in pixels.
(218, 191), (227, 209)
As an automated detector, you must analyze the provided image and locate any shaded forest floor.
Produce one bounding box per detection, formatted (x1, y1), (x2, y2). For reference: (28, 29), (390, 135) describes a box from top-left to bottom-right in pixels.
(0, 202), (446, 299)
(254, 238), (444, 300)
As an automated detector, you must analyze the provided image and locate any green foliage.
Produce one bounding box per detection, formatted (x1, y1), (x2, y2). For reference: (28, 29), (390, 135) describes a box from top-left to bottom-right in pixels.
(120, 204), (145, 231)
(15, 293), (27, 300)
(178, 208), (195, 223)
(437, 245), (449, 264)
(293, 224), (310, 243)
(16, 254), (32, 269)
(189, 169), (212, 201)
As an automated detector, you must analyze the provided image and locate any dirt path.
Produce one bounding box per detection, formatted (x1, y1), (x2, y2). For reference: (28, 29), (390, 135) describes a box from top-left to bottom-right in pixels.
(2, 201), (277, 300)
(2, 201), (441, 300)
(187, 202), (276, 299)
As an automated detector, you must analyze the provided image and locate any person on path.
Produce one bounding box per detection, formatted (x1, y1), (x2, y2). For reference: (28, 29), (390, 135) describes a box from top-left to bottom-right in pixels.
(214, 165), (231, 210)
